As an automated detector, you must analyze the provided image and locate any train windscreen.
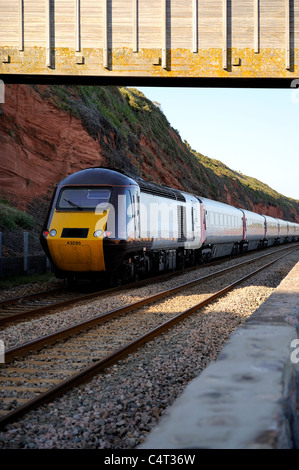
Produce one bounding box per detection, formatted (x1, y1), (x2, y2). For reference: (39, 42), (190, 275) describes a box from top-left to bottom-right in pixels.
(57, 187), (111, 211)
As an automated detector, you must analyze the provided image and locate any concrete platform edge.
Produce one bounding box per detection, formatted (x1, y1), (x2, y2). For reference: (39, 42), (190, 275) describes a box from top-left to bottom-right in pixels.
(140, 261), (299, 449)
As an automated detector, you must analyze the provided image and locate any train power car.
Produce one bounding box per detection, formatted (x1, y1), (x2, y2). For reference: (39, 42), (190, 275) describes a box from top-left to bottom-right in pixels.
(41, 167), (203, 283)
(40, 167), (299, 284)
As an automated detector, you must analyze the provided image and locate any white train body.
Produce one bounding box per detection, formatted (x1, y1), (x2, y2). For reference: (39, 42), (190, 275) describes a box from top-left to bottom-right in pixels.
(41, 168), (299, 282)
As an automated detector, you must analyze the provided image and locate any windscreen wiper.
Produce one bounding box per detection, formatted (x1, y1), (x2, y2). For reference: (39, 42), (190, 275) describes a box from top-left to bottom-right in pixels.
(63, 198), (83, 210)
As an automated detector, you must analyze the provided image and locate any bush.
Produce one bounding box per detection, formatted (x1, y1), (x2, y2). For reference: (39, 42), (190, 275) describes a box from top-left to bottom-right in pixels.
(0, 202), (35, 230)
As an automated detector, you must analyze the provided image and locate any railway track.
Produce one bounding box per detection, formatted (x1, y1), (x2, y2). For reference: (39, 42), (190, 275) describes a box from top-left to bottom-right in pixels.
(0, 283), (135, 326)
(0, 244), (297, 327)
(0, 244), (298, 428)
(0, 259), (227, 326)
(0, 287), (75, 325)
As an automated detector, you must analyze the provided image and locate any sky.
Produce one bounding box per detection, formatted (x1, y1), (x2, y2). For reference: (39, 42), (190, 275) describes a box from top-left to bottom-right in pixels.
(136, 86), (299, 201)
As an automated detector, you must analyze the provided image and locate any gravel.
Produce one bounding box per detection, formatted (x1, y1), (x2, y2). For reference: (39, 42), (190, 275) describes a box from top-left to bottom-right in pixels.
(0, 248), (298, 449)
(0, 247), (293, 349)
(0, 277), (65, 301)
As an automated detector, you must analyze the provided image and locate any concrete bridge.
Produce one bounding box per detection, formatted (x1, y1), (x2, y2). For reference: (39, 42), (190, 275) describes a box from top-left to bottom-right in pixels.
(0, 0), (298, 85)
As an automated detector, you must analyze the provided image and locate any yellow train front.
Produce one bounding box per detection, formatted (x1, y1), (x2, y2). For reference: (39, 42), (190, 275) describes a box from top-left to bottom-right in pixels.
(40, 167), (141, 284)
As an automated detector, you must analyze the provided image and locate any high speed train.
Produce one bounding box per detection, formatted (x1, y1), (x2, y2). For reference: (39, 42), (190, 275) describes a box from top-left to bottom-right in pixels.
(40, 167), (299, 284)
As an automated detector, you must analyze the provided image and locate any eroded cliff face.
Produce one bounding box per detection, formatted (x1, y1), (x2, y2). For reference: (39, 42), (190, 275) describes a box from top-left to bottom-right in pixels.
(0, 85), (184, 208)
(222, 184), (287, 220)
(0, 85), (107, 208)
(0, 84), (298, 223)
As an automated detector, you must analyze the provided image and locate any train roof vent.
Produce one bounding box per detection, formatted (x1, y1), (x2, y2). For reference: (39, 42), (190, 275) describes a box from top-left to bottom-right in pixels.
(89, 167), (186, 202)
(173, 190), (186, 202)
(138, 181), (186, 202)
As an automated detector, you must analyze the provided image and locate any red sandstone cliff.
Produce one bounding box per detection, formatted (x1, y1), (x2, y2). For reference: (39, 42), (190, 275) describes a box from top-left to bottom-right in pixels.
(0, 85), (107, 208)
(0, 84), (298, 223)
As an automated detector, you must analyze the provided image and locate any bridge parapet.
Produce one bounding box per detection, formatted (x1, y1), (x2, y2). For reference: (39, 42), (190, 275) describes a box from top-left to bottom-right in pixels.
(0, 0), (298, 81)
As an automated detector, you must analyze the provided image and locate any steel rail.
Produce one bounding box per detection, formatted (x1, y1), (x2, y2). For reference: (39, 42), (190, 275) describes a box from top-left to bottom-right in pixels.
(0, 286), (65, 307)
(4, 244), (298, 363)
(0, 258), (219, 324)
(1, 243), (297, 326)
(0, 284), (123, 326)
(0, 246), (297, 428)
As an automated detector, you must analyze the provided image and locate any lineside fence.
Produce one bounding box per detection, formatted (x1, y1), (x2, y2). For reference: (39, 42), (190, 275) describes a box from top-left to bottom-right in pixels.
(0, 231), (52, 279)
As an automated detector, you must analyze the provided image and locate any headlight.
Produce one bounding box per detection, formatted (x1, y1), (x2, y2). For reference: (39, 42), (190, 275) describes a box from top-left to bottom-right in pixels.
(104, 231), (112, 237)
(49, 229), (57, 237)
(93, 230), (103, 238)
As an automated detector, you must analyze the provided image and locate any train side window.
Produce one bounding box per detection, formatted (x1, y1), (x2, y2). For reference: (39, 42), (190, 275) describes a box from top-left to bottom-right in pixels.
(126, 190), (133, 218)
(132, 191), (140, 238)
(132, 194), (136, 217)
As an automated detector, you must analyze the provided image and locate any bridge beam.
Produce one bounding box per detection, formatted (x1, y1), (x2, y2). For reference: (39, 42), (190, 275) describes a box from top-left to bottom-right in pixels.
(0, 0), (298, 81)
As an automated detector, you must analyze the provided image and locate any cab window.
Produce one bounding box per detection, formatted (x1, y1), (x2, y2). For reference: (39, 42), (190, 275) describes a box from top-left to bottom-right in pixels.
(57, 187), (111, 211)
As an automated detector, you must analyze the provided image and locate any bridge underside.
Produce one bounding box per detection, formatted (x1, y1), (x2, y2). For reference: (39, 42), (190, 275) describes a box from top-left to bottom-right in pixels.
(0, 1), (299, 86)
(1, 47), (299, 78)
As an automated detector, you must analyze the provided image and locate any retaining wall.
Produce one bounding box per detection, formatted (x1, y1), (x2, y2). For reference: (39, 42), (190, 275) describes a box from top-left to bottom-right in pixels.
(141, 261), (299, 449)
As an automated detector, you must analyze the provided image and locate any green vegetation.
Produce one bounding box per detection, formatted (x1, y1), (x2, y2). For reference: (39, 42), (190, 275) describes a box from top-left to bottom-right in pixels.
(1, 83), (297, 280)
(0, 200), (35, 230)
(30, 84), (299, 222)
(46, 85), (172, 145)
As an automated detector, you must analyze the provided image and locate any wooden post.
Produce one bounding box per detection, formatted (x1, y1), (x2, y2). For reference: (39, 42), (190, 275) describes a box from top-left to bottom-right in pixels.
(254, 0), (259, 53)
(103, 0), (108, 68)
(46, 0), (51, 67)
(133, 0), (138, 52)
(223, 0), (227, 69)
(75, 0), (81, 52)
(192, 0), (198, 53)
(286, 0), (290, 70)
(162, 0), (167, 69)
(19, 0), (24, 51)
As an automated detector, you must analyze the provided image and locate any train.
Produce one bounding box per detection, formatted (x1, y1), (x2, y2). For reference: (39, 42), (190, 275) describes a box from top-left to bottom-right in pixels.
(40, 167), (299, 284)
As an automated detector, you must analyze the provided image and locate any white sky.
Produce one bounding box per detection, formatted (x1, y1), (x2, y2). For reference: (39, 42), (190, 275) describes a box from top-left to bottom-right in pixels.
(136, 87), (299, 201)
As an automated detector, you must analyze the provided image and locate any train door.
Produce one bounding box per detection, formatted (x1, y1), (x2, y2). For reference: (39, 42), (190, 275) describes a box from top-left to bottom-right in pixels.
(191, 202), (196, 240)
(241, 211), (247, 241)
(200, 203), (207, 244)
(264, 218), (268, 239)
